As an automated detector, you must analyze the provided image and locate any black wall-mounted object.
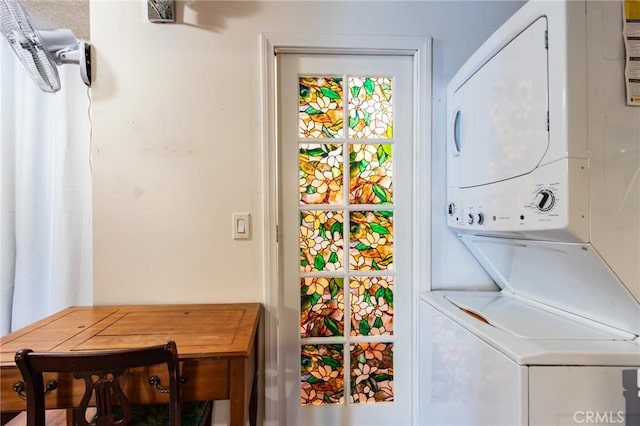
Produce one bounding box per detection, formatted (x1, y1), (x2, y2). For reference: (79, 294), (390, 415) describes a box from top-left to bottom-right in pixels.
(147, 0), (175, 23)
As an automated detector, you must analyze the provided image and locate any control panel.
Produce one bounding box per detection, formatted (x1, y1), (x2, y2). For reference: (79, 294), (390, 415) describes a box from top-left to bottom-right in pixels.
(448, 185), (563, 232)
(446, 159), (589, 242)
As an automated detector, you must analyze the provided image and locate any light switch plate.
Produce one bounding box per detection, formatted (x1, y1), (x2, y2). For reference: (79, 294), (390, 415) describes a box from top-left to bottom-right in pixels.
(232, 213), (251, 239)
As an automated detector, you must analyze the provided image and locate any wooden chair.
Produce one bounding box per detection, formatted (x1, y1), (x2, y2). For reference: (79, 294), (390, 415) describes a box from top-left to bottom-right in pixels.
(14, 341), (212, 426)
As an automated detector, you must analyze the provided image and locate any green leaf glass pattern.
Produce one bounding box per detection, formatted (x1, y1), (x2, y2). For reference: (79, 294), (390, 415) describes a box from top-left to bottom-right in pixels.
(349, 211), (393, 271)
(299, 77), (344, 138)
(348, 77), (393, 139)
(349, 276), (393, 336)
(299, 210), (344, 272)
(349, 144), (393, 204)
(349, 342), (394, 403)
(301, 344), (345, 405)
(299, 144), (344, 205)
(301, 277), (344, 337)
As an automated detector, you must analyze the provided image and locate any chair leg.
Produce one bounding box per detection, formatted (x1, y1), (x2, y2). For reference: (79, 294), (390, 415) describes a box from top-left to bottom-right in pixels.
(198, 401), (214, 426)
(66, 408), (75, 426)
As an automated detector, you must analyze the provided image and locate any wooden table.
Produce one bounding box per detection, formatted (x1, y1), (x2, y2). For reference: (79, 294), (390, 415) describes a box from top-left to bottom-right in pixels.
(0, 303), (262, 426)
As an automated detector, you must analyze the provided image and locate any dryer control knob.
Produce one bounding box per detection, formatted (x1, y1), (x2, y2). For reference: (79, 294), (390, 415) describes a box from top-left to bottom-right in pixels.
(477, 213), (485, 225)
(448, 203), (455, 216)
(467, 213), (474, 225)
(535, 189), (556, 212)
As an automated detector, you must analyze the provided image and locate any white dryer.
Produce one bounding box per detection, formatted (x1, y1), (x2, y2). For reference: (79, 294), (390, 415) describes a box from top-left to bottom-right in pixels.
(420, 1), (640, 424)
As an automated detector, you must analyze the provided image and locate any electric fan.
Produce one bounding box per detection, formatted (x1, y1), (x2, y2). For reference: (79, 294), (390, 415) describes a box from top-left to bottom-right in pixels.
(0, 0), (91, 93)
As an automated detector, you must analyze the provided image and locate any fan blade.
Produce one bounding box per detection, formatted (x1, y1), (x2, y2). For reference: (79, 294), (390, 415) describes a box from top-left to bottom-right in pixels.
(0, 0), (60, 92)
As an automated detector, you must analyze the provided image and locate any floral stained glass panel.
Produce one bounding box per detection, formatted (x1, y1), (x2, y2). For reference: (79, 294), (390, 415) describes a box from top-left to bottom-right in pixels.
(301, 344), (345, 405)
(348, 77), (393, 139)
(301, 277), (344, 338)
(300, 210), (344, 272)
(350, 342), (394, 403)
(299, 76), (344, 139)
(349, 144), (393, 204)
(349, 210), (393, 271)
(349, 276), (393, 336)
(298, 75), (398, 407)
(299, 144), (344, 205)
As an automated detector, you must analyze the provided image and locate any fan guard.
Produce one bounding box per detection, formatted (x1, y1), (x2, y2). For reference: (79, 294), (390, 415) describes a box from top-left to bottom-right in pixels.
(0, 0), (91, 93)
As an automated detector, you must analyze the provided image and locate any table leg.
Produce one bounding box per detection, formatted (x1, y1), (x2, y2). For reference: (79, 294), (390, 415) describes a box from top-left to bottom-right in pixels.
(249, 330), (259, 426)
(229, 358), (247, 426)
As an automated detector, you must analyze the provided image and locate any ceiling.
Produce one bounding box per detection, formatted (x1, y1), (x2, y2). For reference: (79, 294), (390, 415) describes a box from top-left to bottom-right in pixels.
(21, 0), (89, 40)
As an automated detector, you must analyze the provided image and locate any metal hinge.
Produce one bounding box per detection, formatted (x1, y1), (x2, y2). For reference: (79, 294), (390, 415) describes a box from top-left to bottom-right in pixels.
(545, 30), (548, 49)
(546, 111), (550, 131)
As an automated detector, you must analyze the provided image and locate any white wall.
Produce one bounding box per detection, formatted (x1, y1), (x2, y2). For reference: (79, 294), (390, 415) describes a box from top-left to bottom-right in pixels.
(90, 0), (524, 305)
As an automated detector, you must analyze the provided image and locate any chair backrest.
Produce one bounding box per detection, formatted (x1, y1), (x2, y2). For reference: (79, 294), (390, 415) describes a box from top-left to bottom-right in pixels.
(14, 341), (181, 426)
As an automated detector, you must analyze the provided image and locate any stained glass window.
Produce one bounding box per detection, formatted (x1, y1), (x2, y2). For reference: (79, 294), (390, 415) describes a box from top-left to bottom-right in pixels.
(301, 344), (345, 405)
(349, 210), (393, 271)
(348, 77), (393, 139)
(349, 277), (393, 336)
(299, 75), (395, 406)
(349, 144), (392, 204)
(301, 277), (344, 337)
(350, 343), (394, 403)
(299, 144), (344, 205)
(299, 77), (344, 138)
(299, 210), (344, 272)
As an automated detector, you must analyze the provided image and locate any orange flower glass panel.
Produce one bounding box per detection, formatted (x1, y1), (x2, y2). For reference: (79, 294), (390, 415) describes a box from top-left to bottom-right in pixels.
(299, 76), (344, 138)
(349, 210), (393, 271)
(349, 276), (393, 336)
(301, 344), (345, 405)
(300, 277), (344, 338)
(300, 210), (344, 272)
(350, 342), (394, 403)
(349, 144), (393, 204)
(299, 144), (344, 205)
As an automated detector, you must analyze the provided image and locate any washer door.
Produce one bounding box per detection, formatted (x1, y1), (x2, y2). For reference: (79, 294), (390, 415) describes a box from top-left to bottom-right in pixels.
(459, 234), (640, 337)
(445, 293), (631, 340)
(449, 17), (550, 188)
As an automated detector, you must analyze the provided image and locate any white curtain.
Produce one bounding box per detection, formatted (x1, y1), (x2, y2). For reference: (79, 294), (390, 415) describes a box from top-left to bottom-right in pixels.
(0, 39), (93, 335)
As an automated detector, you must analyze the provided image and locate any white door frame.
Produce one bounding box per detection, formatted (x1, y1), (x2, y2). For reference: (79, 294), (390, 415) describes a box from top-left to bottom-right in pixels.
(259, 33), (432, 426)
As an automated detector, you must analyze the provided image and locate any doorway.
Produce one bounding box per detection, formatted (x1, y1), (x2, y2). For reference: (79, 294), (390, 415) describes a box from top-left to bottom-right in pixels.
(260, 35), (431, 426)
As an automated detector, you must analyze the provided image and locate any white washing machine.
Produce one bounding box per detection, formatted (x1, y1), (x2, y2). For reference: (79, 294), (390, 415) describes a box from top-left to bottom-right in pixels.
(420, 1), (640, 424)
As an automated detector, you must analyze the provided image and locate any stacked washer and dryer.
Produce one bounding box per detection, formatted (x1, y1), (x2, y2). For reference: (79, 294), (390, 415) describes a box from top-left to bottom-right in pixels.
(420, 1), (640, 424)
